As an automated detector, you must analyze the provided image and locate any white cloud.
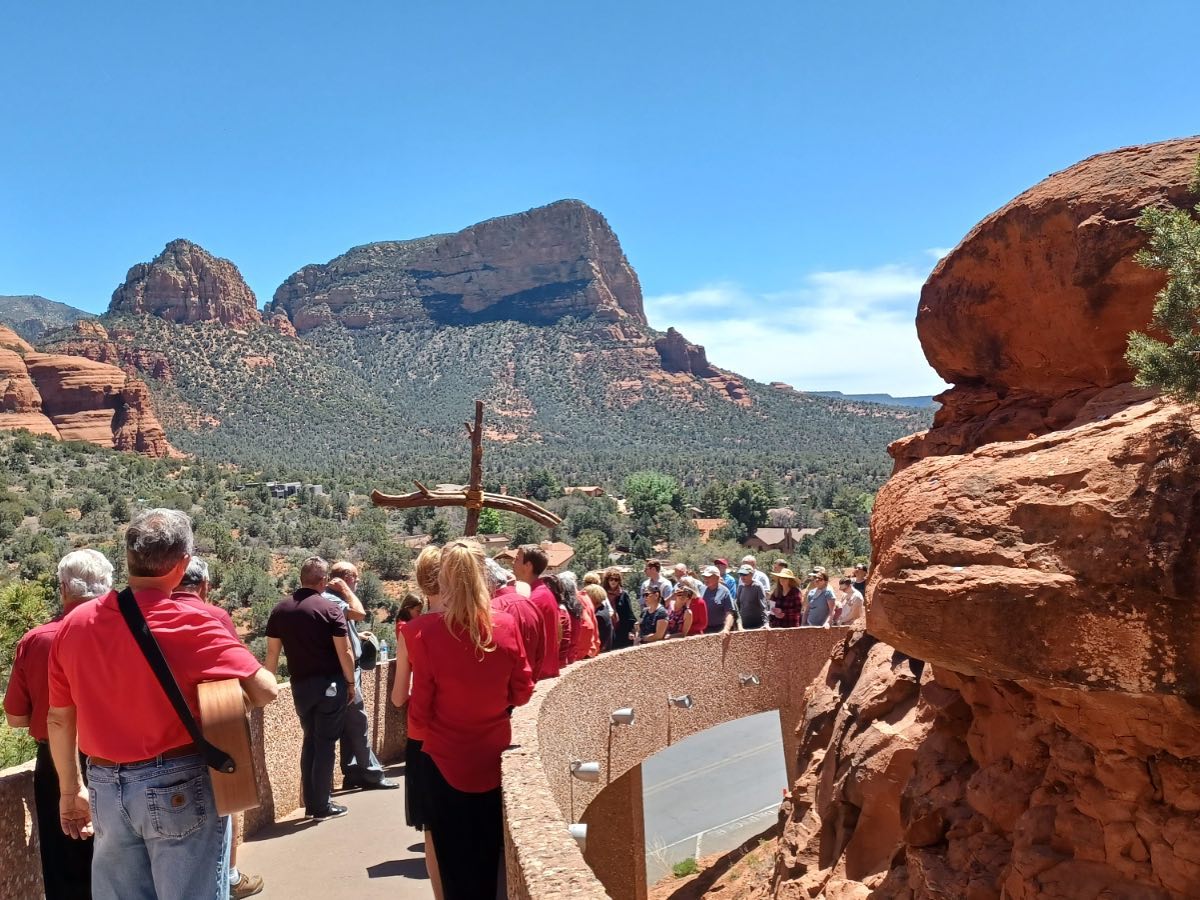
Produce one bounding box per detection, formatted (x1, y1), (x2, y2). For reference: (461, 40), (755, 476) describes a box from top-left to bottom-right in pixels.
(644, 262), (950, 397)
(925, 247), (953, 261)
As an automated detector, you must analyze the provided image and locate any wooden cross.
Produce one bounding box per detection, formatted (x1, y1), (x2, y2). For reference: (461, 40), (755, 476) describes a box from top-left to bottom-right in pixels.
(370, 400), (563, 536)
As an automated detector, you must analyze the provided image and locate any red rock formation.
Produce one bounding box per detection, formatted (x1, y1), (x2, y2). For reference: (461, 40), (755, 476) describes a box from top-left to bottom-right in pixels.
(111, 238), (261, 327)
(0, 351), (172, 456)
(50, 320), (174, 380)
(654, 327), (752, 407)
(0, 325), (33, 354)
(270, 200), (644, 330)
(777, 138), (1200, 899)
(897, 136), (1200, 468)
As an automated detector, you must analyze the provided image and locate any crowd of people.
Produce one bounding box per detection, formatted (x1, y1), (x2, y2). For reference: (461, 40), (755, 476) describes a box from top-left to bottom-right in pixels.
(3, 508), (869, 900)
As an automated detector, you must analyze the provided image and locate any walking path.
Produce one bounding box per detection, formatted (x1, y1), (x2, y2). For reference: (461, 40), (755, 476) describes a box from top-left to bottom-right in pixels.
(238, 764), (433, 899)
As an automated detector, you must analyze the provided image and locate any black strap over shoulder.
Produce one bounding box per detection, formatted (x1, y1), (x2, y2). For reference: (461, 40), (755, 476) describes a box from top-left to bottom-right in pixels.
(115, 587), (236, 774)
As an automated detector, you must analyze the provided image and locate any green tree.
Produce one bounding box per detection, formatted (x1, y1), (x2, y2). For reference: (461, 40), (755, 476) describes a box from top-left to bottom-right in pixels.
(697, 481), (732, 517)
(727, 480), (770, 537)
(1127, 166), (1200, 400)
(429, 517), (451, 544)
(622, 471), (684, 520)
(523, 469), (561, 502)
(0, 578), (54, 673)
(506, 514), (544, 548)
(573, 529), (610, 573)
(478, 507), (502, 535)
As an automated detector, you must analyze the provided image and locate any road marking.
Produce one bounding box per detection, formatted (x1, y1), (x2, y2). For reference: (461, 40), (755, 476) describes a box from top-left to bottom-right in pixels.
(643, 740), (777, 797)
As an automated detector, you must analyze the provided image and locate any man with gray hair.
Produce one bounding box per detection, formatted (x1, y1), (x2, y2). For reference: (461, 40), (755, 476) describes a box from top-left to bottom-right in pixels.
(5, 549), (112, 900)
(47, 509), (279, 900)
(173, 556), (238, 641)
(486, 554), (547, 682)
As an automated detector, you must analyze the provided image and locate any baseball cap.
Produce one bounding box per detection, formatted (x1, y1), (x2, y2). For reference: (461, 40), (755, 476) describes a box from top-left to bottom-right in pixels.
(700, 565), (720, 577)
(737, 565), (754, 575)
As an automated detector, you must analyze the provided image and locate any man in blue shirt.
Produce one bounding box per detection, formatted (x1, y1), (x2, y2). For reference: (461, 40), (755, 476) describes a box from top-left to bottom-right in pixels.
(699, 566), (737, 633)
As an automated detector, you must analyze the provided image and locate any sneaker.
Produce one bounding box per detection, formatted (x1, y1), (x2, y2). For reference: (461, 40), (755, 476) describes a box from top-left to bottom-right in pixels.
(312, 803), (349, 820)
(358, 777), (399, 791)
(231, 872), (265, 899)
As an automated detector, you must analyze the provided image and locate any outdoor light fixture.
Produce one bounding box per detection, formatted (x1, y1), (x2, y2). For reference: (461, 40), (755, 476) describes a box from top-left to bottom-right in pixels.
(570, 760), (601, 783)
(610, 707), (636, 726)
(739, 673), (761, 686)
(569, 823), (588, 851)
(667, 694), (694, 709)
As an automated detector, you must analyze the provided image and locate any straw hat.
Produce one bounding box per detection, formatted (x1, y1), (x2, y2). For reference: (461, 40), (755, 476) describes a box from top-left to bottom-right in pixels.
(770, 568), (801, 582)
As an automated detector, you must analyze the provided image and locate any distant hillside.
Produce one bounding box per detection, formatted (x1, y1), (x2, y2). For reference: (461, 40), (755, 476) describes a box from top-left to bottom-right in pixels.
(0, 295), (94, 341)
(38, 200), (933, 497)
(808, 390), (938, 408)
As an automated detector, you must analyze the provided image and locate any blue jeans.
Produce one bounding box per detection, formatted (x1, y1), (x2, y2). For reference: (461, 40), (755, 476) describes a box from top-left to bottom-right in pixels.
(86, 754), (230, 900)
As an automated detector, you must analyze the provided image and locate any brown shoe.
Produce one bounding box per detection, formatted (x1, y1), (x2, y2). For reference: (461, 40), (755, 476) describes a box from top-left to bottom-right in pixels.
(231, 872), (264, 898)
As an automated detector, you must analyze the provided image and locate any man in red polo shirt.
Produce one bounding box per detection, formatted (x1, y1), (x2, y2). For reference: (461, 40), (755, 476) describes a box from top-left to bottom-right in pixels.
(47, 508), (279, 900)
(512, 544), (561, 680)
(4, 549), (112, 900)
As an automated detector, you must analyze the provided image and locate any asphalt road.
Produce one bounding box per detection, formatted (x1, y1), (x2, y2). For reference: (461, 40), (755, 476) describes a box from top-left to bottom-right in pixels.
(642, 710), (788, 884)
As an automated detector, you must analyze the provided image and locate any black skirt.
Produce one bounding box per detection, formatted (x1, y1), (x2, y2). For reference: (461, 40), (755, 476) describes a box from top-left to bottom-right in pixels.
(404, 737), (431, 831)
(424, 757), (504, 900)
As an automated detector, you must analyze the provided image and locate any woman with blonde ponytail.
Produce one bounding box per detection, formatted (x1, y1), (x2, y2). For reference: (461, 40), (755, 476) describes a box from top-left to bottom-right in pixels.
(408, 540), (534, 899)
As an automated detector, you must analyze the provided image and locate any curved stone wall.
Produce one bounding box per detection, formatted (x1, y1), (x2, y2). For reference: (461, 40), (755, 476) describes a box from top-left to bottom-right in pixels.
(502, 628), (847, 899)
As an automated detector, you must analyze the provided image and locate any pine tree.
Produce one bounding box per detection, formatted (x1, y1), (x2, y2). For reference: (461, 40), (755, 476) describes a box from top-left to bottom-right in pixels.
(1127, 159), (1200, 401)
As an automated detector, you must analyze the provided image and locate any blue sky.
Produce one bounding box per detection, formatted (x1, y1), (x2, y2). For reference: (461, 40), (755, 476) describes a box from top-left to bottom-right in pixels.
(2, 1), (1196, 395)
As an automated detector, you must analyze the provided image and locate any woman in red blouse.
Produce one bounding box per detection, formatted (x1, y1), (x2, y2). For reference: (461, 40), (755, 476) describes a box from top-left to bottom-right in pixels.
(408, 540), (534, 900)
(392, 545), (444, 897)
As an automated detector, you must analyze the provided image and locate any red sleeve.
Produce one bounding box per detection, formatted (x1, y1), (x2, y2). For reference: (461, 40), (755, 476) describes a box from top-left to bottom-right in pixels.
(504, 623), (534, 709)
(185, 617), (263, 683)
(690, 598), (708, 633)
(3, 636), (31, 717)
(47, 625), (73, 708)
(408, 626), (435, 735)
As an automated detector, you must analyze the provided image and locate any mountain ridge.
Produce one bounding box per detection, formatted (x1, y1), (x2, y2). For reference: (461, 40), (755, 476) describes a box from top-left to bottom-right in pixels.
(0, 295), (96, 342)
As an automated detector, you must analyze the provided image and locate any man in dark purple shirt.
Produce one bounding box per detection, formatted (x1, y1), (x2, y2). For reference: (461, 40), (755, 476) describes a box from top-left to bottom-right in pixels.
(265, 556), (357, 820)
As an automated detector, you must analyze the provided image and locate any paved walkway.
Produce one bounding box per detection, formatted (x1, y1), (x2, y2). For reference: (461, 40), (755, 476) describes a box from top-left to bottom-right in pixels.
(238, 764), (433, 899)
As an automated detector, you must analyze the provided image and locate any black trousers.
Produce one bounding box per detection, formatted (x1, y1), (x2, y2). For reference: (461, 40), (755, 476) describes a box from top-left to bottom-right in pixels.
(34, 741), (93, 900)
(426, 757), (504, 900)
(291, 676), (347, 815)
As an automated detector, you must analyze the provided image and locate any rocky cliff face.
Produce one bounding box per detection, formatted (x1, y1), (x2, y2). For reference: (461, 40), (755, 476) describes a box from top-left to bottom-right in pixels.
(0, 345), (173, 456)
(110, 239), (261, 327)
(896, 136), (1200, 469)
(269, 200), (644, 331)
(776, 137), (1200, 899)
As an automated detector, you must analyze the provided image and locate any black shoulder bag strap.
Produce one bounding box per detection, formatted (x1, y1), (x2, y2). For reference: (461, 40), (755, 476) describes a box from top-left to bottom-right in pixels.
(115, 587), (236, 774)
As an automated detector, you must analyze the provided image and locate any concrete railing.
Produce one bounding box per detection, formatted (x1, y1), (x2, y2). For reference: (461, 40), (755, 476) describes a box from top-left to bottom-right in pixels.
(0, 663), (406, 898)
(501, 627), (847, 900)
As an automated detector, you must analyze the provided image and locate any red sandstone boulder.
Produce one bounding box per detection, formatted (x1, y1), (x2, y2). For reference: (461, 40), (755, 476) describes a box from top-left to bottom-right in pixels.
(920, 137), (1200, 395)
(0, 351), (172, 456)
(111, 238), (261, 327)
(896, 137), (1200, 469)
(0, 325), (33, 354)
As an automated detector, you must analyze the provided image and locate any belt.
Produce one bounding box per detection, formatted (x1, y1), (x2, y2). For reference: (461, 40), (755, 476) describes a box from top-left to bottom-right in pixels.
(88, 743), (199, 768)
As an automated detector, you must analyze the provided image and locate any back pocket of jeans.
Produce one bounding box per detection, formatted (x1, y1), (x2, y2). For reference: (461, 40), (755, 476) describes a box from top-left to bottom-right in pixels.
(145, 774), (208, 839)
